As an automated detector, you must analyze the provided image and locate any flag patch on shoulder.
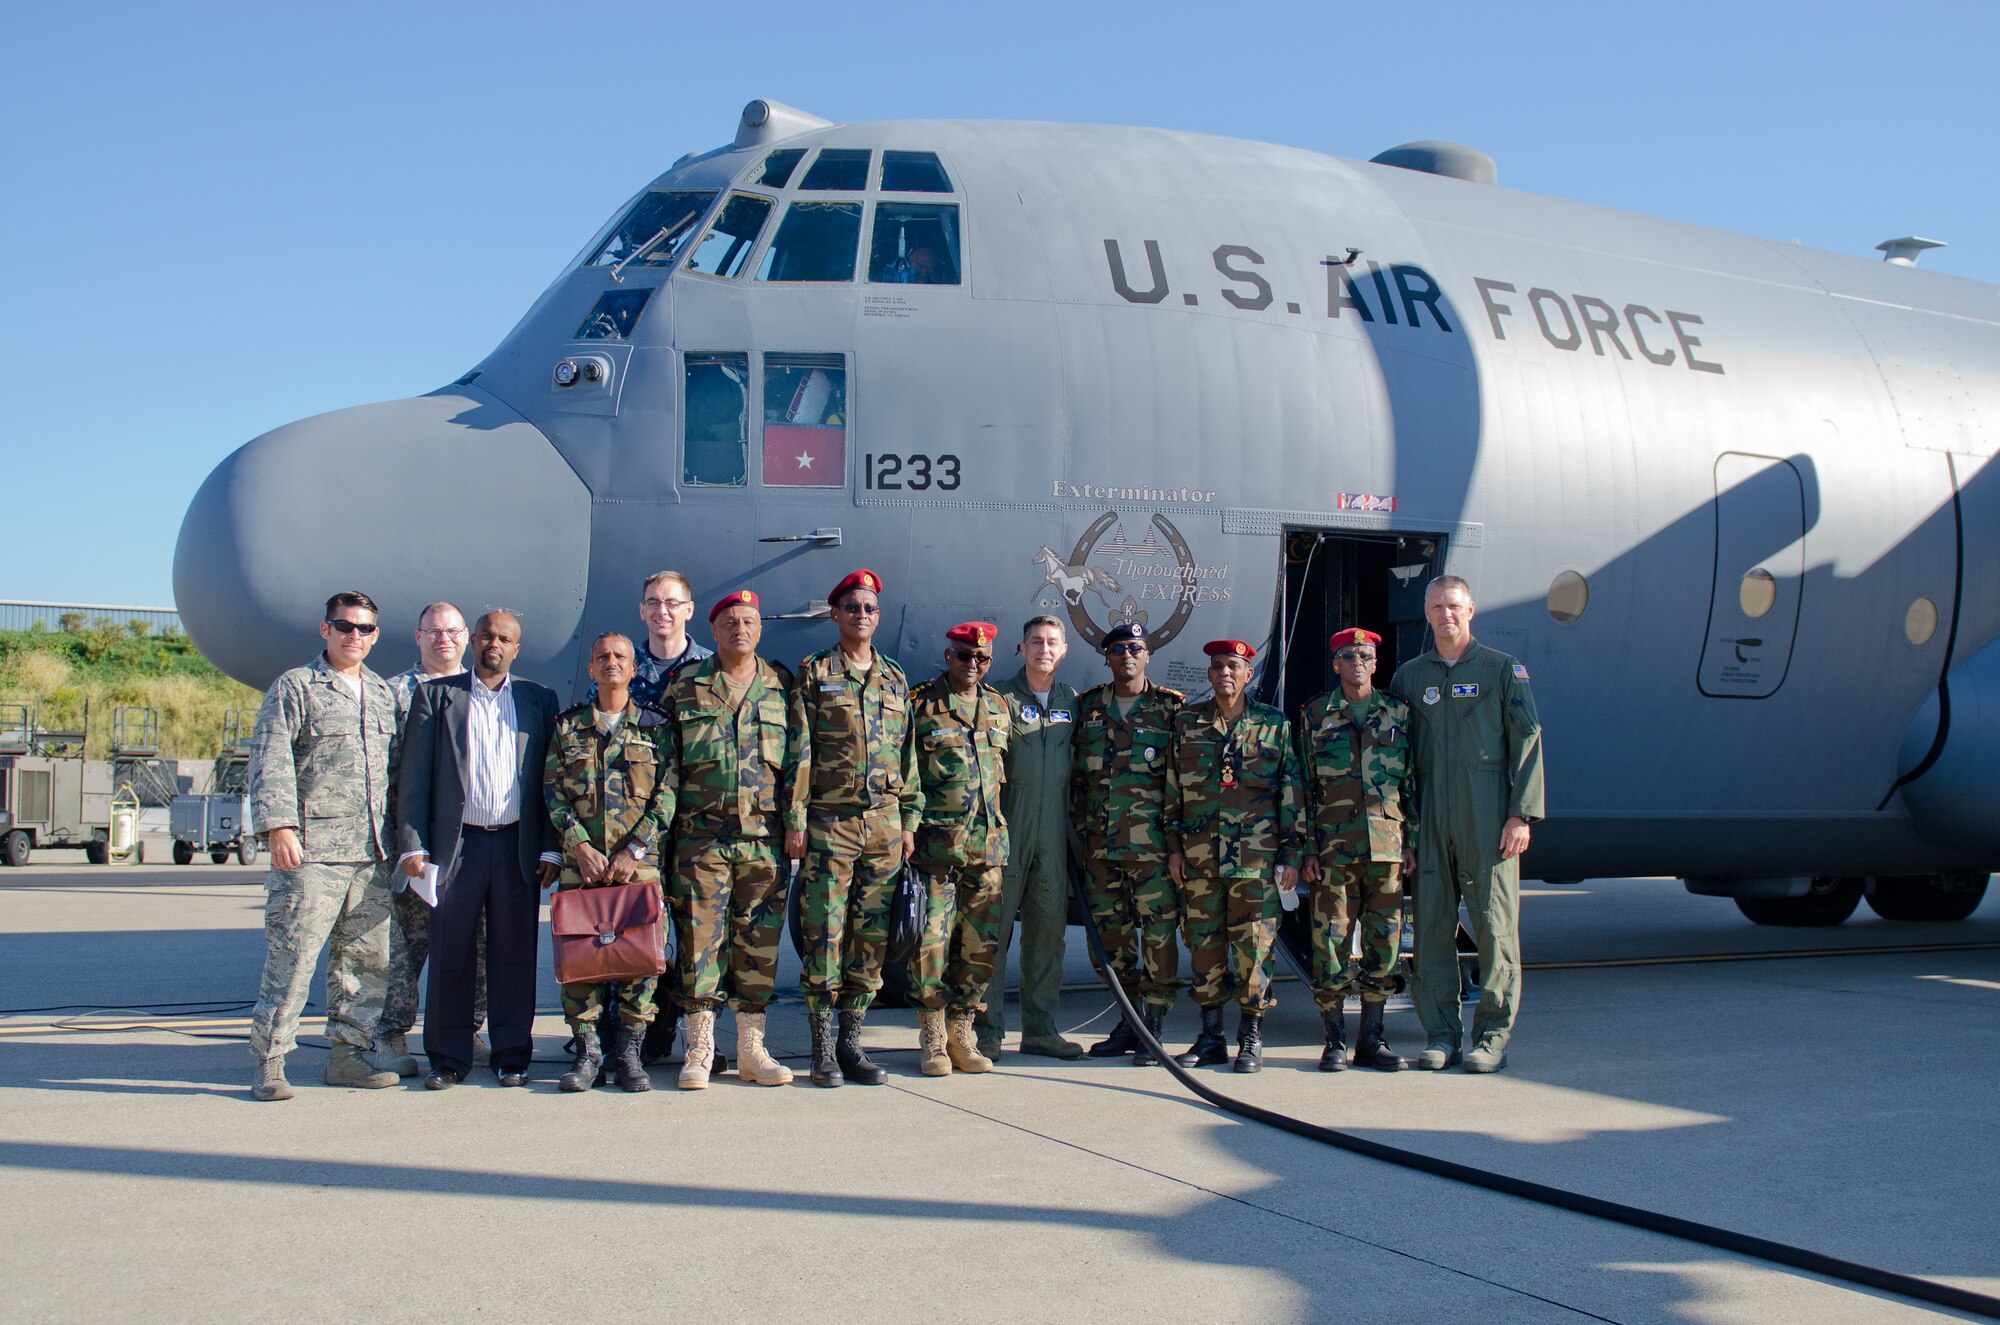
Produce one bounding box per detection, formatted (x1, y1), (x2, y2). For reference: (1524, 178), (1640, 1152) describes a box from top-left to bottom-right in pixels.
(1513, 663), (1530, 680)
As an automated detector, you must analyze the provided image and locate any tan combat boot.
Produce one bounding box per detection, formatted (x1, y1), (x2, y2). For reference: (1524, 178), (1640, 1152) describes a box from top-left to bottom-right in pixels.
(252, 1057), (294, 1102)
(325, 1042), (397, 1088)
(375, 1032), (420, 1078)
(678, 1009), (715, 1090)
(917, 1009), (952, 1077)
(734, 1011), (793, 1086)
(946, 1013), (993, 1074)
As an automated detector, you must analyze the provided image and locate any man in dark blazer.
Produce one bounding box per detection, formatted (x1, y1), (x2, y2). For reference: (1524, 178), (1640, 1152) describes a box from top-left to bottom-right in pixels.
(397, 610), (561, 1088)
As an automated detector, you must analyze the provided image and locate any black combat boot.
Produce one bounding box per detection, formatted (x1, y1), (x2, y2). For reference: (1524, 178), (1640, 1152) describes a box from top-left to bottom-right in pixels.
(640, 1002), (680, 1066)
(1353, 999), (1404, 1071)
(615, 1021), (651, 1093)
(836, 1010), (888, 1085)
(1131, 1005), (1166, 1067)
(1088, 1016), (1140, 1058)
(1174, 1005), (1228, 1068)
(1233, 1011), (1264, 1074)
(559, 1028), (602, 1093)
(808, 1010), (843, 1088)
(1318, 1006), (1349, 1072)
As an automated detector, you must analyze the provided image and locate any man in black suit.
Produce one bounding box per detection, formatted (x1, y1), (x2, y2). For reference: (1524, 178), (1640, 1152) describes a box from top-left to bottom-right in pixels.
(397, 610), (561, 1088)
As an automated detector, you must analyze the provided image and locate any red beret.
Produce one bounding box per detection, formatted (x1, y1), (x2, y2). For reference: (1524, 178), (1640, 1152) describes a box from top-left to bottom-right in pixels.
(946, 621), (998, 648)
(1328, 628), (1381, 653)
(1203, 639), (1255, 660)
(709, 589), (759, 623)
(829, 568), (883, 602)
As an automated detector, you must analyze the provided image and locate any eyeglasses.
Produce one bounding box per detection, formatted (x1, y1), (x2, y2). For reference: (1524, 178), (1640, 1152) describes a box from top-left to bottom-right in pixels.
(419, 627), (467, 639)
(325, 619), (379, 636)
(838, 602), (881, 615)
(951, 649), (993, 665)
(1333, 650), (1377, 663)
(642, 597), (690, 612)
(1106, 642), (1147, 656)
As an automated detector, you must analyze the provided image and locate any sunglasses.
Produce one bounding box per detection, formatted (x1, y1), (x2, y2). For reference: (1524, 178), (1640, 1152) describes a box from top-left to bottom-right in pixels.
(1106, 642), (1147, 656)
(1334, 650), (1377, 662)
(325, 619), (379, 636)
(838, 602), (881, 615)
(951, 649), (993, 665)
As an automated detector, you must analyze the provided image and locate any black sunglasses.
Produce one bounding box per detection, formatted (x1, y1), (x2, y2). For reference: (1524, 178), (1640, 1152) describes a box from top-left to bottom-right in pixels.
(325, 619), (379, 636)
(951, 648), (993, 665)
(1106, 642), (1147, 656)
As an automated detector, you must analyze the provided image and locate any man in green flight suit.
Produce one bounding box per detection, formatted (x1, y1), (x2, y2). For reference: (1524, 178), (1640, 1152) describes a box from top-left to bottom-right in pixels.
(784, 568), (921, 1088)
(1167, 639), (1304, 1074)
(906, 621), (1012, 1076)
(1299, 627), (1413, 1072)
(977, 615), (1084, 1061)
(1388, 576), (1545, 1074)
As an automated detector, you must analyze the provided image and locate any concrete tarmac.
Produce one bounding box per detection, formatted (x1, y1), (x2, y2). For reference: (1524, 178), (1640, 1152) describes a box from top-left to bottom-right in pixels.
(2, 859), (1997, 1323)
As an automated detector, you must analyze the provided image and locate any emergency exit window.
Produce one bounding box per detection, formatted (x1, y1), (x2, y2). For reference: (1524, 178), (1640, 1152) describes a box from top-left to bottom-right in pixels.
(800, 148), (871, 190)
(757, 202), (861, 282)
(684, 353), (748, 487)
(684, 194), (773, 279)
(880, 151), (952, 193)
(868, 203), (960, 284)
(762, 355), (847, 488)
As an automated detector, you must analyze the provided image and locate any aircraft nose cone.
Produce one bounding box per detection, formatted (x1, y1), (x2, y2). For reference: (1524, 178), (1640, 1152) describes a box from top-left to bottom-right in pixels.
(174, 390), (591, 690)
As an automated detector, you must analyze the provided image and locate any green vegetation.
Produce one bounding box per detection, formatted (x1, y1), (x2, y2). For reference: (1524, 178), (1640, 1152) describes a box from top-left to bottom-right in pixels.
(0, 623), (262, 760)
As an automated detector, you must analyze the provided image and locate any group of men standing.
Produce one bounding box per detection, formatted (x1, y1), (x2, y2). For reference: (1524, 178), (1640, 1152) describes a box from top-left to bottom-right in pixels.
(243, 566), (1542, 1100)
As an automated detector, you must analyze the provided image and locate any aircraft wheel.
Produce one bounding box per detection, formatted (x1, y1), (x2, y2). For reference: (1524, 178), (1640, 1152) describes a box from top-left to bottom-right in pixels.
(172, 840), (194, 866)
(1734, 876), (1862, 926)
(1867, 874), (1989, 923)
(2, 831), (29, 867)
(236, 839), (258, 866)
(84, 839), (108, 865)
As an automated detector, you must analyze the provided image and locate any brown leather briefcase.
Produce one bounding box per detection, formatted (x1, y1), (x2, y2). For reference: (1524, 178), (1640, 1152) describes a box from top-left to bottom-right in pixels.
(549, 881), (667, 987)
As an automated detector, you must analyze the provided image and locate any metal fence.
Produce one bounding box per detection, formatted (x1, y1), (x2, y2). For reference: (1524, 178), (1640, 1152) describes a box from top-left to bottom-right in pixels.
(0, 601), (183, 634)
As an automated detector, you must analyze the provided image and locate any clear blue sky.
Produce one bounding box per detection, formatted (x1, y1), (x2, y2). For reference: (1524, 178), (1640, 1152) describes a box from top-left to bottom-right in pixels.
(4, 0), (1993, 607)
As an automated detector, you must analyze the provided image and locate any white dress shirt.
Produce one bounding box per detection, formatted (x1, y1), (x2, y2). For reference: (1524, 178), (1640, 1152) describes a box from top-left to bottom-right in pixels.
(464, 672), (522, 827)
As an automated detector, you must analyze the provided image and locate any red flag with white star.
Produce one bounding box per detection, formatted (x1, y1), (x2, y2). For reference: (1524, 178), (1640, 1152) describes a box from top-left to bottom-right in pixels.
(762, 424), (846, 486)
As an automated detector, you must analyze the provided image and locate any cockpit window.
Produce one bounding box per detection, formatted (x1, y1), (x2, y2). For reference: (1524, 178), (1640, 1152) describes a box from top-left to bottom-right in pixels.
(575, 288), (653, 340)
(755, 148), (807, 188)
(868, 203), (961, 284)
(800, 149), (871, 191)
(880, 151), (952, 193)
(684, 353), (748, 487)
(756, 202), (862, 282)
(588, 190), (716, 268)
(684, 194), (774, 280)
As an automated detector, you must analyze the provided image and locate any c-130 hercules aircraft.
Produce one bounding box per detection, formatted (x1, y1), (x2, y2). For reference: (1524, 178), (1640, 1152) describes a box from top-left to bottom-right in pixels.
(175, 98), (2000, 926)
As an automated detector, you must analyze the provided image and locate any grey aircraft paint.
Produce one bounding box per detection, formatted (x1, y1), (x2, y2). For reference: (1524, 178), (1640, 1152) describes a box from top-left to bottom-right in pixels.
(173, 99), (2000, 899)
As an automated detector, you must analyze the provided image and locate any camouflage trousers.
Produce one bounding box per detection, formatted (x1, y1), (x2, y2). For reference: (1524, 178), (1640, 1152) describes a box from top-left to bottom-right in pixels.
(249, 860), (392, 1059)
(1182, 873), (1279, 1013)
(798, 806), (904, 1014)
(910, 864), (1004, 1015)
(1309, 859), (1404, 1006)
(1081, 853), (1182, 1008)
(382, 885), (485, 1038)
(672, 835), (787, 1013)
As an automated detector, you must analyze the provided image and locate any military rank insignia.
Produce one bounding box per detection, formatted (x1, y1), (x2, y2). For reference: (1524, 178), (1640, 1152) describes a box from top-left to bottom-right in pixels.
(1220, 746), (1238, 788)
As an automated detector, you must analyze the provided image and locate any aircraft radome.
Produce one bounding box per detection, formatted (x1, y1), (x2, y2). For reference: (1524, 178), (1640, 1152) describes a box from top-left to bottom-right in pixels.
(174, 98), (2000, 925)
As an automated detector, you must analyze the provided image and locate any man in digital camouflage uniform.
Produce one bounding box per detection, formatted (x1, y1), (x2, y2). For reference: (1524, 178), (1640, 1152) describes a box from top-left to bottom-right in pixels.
(1388, 576), (1544, 1074)
(245, 590), (401, 1100)
(376, 599), (482, 1077)
(545, 632), (671, 1093)
(658, 590), (795, 1090)
(1070, 620), (1183, 1065)
(1299, 627), (1413, 1072)
(906, 621), (1012, 1077)
(1166, 639), (1303, 1074)
(783, 569), (920, 1088)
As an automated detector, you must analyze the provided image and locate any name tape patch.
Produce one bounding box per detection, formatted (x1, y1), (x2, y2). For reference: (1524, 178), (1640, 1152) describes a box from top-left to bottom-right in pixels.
(1452, 683), (1480, 698)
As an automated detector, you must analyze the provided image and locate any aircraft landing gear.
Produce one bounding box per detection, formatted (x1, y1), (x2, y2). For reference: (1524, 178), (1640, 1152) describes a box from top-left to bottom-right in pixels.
(1734, 875), (1863, 927)
(1866, 873), (1989, 923)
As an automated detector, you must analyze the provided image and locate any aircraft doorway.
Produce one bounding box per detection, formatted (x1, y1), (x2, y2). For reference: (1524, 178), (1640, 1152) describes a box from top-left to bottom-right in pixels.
(1265, 530), (1442, 719)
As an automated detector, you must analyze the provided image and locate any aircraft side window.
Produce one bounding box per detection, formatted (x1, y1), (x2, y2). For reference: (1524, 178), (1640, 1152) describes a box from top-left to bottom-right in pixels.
(683, 353), (748, 488)
(756, 202), (862, 283)
(587, 190), (717, 268)
(800, 148), (871, 190)
(755, 148), (807, 188)
(761, 355), (846, 488)
(1546, 570), (1588, 623)
(684, 194), (775, 279)
(868, 203), (961, 285)
(574, 288), (653, 341)
(880, 151), (952, 193)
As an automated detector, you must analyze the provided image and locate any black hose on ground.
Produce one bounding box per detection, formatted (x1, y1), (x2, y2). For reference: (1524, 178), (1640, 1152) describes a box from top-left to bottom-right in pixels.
(1065, 869), (2000, 1321)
